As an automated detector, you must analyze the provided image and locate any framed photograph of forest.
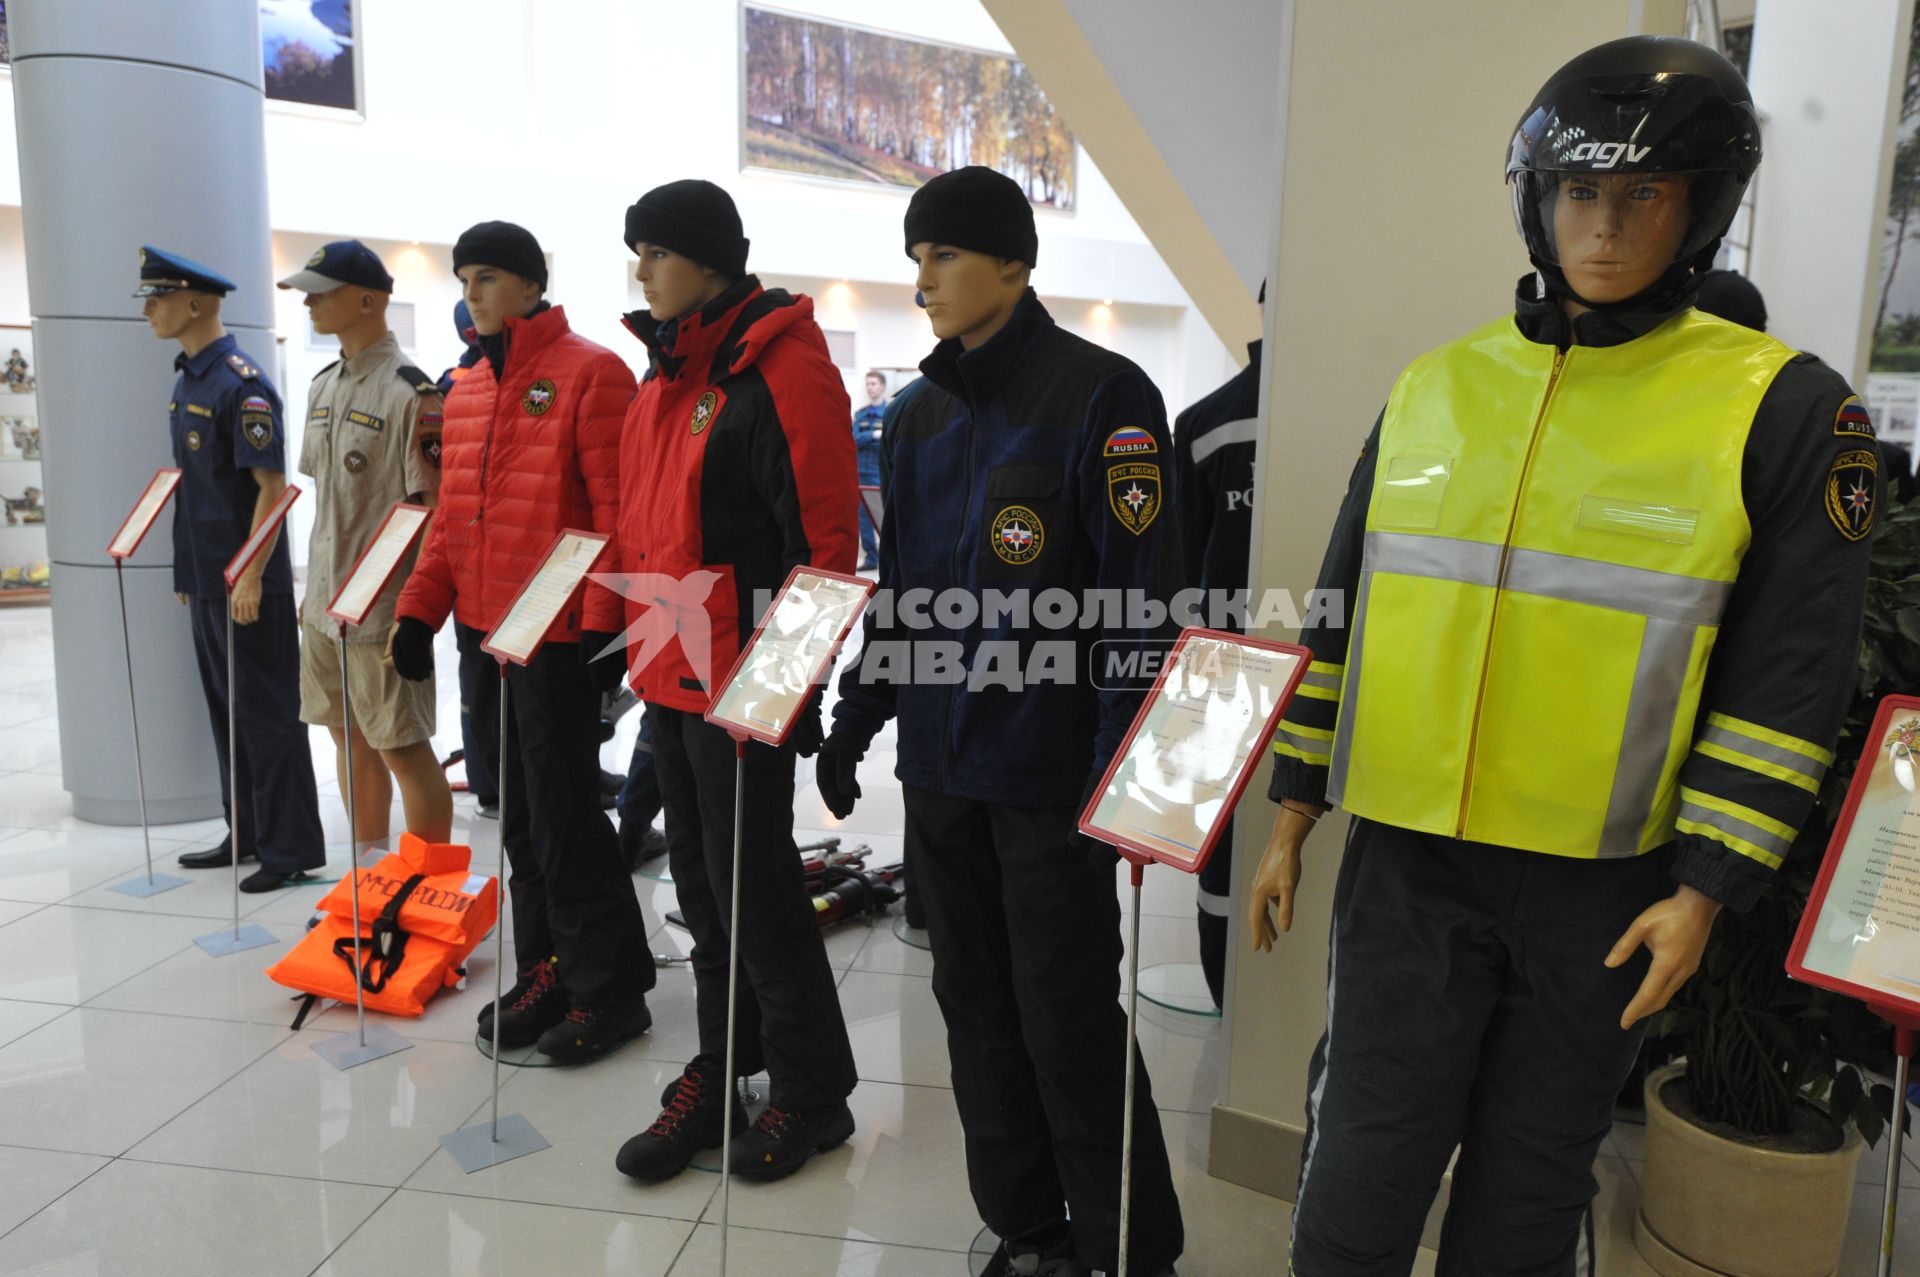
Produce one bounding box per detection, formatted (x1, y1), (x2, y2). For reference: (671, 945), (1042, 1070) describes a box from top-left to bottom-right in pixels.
(741, 7), (1076, 210)
(261, 1), (358, 113)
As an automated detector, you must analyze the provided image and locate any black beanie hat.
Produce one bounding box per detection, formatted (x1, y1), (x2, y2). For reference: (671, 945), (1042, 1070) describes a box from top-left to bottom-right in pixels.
(452, 221), (548, 291)
(903, 166), (1037, 268)
(624, 180), (751, 279)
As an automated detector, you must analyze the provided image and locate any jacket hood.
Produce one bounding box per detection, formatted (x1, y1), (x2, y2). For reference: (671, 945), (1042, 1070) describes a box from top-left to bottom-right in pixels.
(621, 276), (818, 384)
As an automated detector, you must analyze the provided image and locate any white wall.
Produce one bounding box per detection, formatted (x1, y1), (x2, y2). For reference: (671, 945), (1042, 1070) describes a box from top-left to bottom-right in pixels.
(1060, 0), (1284, 292)
(1746, 0), (1916, 384)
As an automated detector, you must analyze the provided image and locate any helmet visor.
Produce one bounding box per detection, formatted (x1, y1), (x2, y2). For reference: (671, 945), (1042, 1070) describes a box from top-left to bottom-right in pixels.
(1512, 166), (1743, 278)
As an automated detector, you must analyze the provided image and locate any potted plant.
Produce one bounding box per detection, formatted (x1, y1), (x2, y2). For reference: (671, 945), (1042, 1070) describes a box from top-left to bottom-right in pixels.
(1633, 488), (1920, 1277)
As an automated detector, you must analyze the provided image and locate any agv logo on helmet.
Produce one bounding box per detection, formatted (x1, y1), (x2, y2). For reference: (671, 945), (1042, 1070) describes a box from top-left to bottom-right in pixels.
(1567, 141), (1652, 169)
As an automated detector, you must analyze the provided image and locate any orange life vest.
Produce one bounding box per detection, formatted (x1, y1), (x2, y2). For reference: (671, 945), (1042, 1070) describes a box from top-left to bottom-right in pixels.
(266, 833), (499, 1018)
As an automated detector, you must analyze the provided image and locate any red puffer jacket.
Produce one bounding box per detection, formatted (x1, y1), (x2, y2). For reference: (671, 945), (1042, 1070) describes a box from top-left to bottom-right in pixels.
(618, 279), (857, 712)
(397, 305), (632, 644)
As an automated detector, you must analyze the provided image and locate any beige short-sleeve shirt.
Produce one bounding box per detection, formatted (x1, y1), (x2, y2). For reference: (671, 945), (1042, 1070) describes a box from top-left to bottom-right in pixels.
(298, 332), (443, 639)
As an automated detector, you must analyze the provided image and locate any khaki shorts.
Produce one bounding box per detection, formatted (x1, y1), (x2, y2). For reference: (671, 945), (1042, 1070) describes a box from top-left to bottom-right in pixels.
(299, 629), (436, 751)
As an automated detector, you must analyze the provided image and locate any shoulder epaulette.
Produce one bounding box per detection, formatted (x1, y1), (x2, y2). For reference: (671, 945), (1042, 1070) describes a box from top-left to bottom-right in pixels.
(226, 353), (261, 380)
(397, 365), (438, 395)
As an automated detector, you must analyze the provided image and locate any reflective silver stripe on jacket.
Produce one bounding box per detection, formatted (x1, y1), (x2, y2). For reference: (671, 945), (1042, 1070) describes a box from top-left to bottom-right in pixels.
(1329, 531), (1733, 854)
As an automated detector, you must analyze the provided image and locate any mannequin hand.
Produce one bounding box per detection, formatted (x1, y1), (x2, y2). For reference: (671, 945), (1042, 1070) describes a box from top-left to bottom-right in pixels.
(1249, 804), (1322, 952)
(387, 617), (437, 682)
(579, 631), (626, 695)
(815, 733), (864, 818)
(231, 575), (262, 625)
(1606, 884), (1723, 1029)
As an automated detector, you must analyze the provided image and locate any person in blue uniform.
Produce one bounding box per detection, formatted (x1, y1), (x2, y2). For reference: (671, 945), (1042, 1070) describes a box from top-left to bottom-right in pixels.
(1170, 325), (1262, 1010)
(138, 246), (325, 892)
(852, 370), (886, 569)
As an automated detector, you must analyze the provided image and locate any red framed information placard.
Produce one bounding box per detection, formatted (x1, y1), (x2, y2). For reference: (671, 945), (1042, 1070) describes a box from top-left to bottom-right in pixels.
(325, 502), (431, 629)
(106, 469), (183, 560)
(221, 483), (302, 589)
(704, 566), (875, 747)
(480, 529), (611, 666)
(1078, 628), (1311, 875)
(1787, 694), (1920, 1019)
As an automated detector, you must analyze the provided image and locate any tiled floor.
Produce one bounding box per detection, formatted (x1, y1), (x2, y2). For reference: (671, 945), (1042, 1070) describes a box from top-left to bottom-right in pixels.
(0, 602), (1917, 1274)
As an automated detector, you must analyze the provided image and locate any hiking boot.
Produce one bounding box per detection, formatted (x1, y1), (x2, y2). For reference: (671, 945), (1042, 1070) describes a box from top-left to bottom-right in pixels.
(616, 1056), (747, 1182)
(726, 1097), (855, 1180)
(476, 956), (565, 1048)
(535, 997), (651, 1064)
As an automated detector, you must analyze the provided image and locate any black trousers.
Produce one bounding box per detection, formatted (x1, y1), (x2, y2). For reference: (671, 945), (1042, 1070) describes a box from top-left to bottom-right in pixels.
(455, 622), (497, 804)
(189, 593), (323, 874)
(1291, 818), (1671, 1276)
(905, 786), (1185, 1272)
(473, 642), (652, 1008)
(649, 706), (856, 1107)
(1196, 814), (1232, 1009)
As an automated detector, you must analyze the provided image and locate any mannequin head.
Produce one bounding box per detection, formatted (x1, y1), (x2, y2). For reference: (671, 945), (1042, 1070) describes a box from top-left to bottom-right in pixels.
(143, 289), (224, 350)
(864, 371), (886, 405)
(633, 243), (729, 322)
(456, 265), (543, 336)
(305, 284), (390, 356)
(910, 244), (1029, 350)
(1550, 172), (1691, 312)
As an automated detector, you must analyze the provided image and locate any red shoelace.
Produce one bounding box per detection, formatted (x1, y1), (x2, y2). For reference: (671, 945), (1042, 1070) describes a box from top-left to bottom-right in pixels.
(509, 960), (556, 1011)
(648, 1071), (707, 1136)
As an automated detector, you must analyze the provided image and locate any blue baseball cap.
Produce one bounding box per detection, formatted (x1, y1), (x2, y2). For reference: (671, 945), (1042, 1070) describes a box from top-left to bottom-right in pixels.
(277, 239), (394, 294)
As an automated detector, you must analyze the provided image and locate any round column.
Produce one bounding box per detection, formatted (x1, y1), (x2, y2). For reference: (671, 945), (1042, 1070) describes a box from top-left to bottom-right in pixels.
(10, 0), (274, 823)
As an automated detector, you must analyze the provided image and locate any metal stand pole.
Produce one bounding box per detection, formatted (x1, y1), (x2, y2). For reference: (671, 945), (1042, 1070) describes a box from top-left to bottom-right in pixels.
(438, 659), (546, 1170)
(106, 560), (185, 898)
(194, 590), (274, 956)
(311, 624), (409, 1070)
(1118, 859), (1144, 1277)
(1880, 1026), (1915, 1275)
(491, 661), (508, 1137)
(719, 736), (749, 1277)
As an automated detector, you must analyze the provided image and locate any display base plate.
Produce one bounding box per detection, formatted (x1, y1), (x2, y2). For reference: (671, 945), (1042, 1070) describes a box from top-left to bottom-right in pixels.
(107, 872), (190, 898)
(967, 1225), (1000, 1275)
(892, 915), (932, 951)
(1135, 961), (1222, 1018)
(439, 1112), (550, 1173)
(193, 922), (278, 957)
(312, 1021), (413, 1071)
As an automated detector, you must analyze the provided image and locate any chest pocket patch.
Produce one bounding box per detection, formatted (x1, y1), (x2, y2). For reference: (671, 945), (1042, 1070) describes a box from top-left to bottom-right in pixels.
(346, 409), (385, 433)
(344, 449), (369, 474)
(186, 429), (203, 452)
(522, 379), (557, 415)
(1373, 455), (1452, 530)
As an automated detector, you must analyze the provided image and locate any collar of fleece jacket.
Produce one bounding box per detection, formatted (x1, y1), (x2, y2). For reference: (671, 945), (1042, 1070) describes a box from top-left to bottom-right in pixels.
(621, 275), (818, 385)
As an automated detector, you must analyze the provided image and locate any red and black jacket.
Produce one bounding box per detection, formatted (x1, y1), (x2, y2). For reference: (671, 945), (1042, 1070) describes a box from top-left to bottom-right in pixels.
(617, 278), (858, 712)
(396, 305), (632, 644)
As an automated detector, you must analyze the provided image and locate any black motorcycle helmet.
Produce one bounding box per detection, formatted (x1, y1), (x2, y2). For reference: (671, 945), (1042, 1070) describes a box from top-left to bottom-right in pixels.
(1506, 35), (1761, 307)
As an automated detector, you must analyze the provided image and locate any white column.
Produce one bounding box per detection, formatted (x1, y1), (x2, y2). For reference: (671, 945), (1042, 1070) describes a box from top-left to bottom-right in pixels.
(1746, 0), (1917, 386)
(10, 0), (273, 822)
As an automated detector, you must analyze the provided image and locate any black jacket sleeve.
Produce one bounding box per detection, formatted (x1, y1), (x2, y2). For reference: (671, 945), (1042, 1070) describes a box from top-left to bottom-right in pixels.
(1669, 355), (1880, 911)
(1268, 414), (1381, 808)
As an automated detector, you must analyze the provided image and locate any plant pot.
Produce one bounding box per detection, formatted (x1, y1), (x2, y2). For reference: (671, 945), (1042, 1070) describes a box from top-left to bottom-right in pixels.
(1633, 1062), (1862, 1277)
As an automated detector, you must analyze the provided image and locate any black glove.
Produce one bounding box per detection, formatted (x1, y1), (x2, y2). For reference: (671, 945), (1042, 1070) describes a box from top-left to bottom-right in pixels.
(790, 689), (825, 758)
(816, 732), (865, 819)
(1074, 771), (1116, 868)
(389, 617), (437, 683)
(580, 631), (626, 695)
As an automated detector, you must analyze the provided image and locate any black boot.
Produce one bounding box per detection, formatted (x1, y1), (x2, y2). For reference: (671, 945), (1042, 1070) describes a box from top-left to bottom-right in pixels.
(476, 956), (566, 1049)
(726, 1097), (855, 1181)
(982, 1240), (1088, 1277)
(620, 817), (667, 872)
(616, 1056), (748, 1182)
(534, 997), (651, 1064)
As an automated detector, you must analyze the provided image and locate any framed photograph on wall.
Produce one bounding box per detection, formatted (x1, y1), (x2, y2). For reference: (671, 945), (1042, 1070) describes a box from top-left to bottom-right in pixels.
(261, 1), (360, 114)
(740, 5), (1076, 210)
